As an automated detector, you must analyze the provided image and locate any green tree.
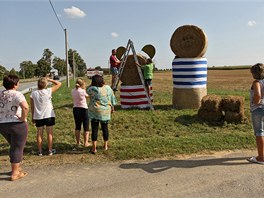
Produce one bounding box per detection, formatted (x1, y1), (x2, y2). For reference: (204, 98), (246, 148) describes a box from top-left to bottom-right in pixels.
(9, 68), (17, 75)
(43, 48), (53, 65)
(95, 66), (102, 70)
(52, 57), (66, 76)
(68, 49), (87, 77)
(0, 65), (8, 80)
(19, 61), (36, 79)
(35, 49), (54, 77)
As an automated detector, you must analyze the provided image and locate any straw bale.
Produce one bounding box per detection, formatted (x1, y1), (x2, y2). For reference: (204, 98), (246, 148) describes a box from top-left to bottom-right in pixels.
(222, 96), (244, 113)
(141, 45), (156, 59)
(120, 54), (147, 85)
(172, 88), (207, 109)
(198, 109), (223, 122)
(224, 111), (246, 123)
(170, 25), (208, 58)
(116, 46), (126, 60)
(200, 94), (222, 112)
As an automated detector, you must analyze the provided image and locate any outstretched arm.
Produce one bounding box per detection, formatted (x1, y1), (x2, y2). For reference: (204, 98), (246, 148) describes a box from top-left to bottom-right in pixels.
(48, 78), (62, 93)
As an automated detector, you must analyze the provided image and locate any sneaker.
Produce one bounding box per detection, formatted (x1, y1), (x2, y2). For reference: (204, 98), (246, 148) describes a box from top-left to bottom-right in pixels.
(48, 149), (56, 156)
(37, 152), (43, 156)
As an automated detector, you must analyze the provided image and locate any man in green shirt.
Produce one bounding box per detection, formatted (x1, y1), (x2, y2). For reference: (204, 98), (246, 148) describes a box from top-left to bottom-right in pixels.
(139, 58), (154, 98)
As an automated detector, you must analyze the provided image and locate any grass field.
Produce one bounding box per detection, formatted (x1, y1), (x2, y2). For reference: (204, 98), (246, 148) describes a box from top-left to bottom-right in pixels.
(0, 69), (256, 166)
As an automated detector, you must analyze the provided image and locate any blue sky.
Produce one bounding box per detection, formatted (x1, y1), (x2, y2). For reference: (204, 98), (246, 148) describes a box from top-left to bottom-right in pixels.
(1, 0), (264, 71)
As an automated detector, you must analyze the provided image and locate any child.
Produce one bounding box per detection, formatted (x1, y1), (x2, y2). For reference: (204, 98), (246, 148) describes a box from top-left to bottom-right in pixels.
(87, 75), (116, 154)
(71, 78), (90, 147)
(30, 77), (61, 156)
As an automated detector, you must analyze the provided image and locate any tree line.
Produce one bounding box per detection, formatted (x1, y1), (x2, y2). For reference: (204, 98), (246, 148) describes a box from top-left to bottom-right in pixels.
(0, 48), (87, 79)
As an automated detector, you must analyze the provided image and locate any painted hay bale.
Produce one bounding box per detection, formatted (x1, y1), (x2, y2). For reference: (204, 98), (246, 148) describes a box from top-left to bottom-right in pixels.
(224, 111), (246, 124)
(198, 109), (223, 122)
(172, 58), (207, 89)
(173, 87), (207, 109)
(170, 25), (208, 58)
(120, 54), (147, 85)
(222, 96), (244, 113)
(120, 85), (153, 109)
(200, 95), (222, 112)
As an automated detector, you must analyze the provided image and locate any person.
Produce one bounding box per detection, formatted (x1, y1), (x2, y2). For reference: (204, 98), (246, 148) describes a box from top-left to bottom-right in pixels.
(71, 78), (90, 147)
(248, 63), (264, 164)
(138, 58), (154, 98)
(109, 49), (120, 91)
(87, 75), (116, 154)
(0, 75), (29, 181)
(30, 77), (61, 156)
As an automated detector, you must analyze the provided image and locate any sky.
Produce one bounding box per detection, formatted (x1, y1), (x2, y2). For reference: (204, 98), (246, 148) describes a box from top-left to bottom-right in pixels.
(1, 0), (264, 71)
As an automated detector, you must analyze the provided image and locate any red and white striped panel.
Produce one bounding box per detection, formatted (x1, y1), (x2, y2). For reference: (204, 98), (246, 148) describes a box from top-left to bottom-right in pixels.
(120, 85), (153, 109)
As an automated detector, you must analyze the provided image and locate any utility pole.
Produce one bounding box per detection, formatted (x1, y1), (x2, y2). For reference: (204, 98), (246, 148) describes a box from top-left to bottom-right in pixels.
(73, 51), (76, 82)
(65, 28), (70, 88)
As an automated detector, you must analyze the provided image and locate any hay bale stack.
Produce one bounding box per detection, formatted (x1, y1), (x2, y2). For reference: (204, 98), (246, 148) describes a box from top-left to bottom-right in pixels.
(120, 54), (147, 85)
(222, 96), (245, 123)
(198, 95), (223, 121)
(170, 25), (208, 58)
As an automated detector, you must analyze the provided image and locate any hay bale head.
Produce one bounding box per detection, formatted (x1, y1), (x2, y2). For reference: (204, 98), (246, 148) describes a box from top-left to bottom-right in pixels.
(222, 96), (244, 113)
(120, 54), (147, 85)
(200, 95), (222, 112)
(170, 25), (208, 58)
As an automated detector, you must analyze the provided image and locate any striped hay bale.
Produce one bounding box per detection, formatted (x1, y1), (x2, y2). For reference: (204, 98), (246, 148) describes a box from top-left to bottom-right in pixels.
(120, 85), (153, 109)
(173, 88), (207, 109)
(170, 25), (208, 58)
(172, 58), (207, 88)
(120, 54), (147, 85)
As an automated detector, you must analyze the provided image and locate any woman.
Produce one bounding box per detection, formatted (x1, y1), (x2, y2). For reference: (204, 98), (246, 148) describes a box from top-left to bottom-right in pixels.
(0, 75), (29, 181)
(87, 75), (116, 154)
(71, 78), (90, 147)
(248, 63), (264, 164)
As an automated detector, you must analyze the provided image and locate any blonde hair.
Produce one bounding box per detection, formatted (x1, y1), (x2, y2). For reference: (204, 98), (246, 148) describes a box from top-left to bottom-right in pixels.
(251, 63), (264, 80)
(38, 77), (48, 89)
(75, 78), (85, 89)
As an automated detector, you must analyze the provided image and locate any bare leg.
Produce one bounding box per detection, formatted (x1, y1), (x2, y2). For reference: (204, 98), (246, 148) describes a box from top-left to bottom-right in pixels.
(75, 130), (81, 145)
(11, 163), (20, 176)
(92, 141), (97, 153)
(104, 141), (108, 150)
(83, 131), (90, 147)
(36, 127), (44, 153)
(256, 136), (264, 161)
(46, 126), (53, 151)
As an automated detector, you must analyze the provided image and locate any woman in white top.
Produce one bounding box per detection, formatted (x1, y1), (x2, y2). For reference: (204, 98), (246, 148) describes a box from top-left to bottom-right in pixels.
(0, 75), (29, 181)
(71, 78), (90, 147)
(30, 77), (61, 156)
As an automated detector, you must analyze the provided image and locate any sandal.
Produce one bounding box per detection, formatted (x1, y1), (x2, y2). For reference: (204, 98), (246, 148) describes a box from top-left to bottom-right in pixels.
(10, 171), (28, 181)
(247, 157), (264, 165)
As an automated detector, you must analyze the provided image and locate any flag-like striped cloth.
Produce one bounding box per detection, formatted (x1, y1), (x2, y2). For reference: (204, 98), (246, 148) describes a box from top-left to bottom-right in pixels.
(120, 85), (153, 109)
(172, 58), (207, 88)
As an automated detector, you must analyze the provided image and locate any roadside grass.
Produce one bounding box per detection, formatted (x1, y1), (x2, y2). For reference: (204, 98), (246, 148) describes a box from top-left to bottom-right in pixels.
(0, 70), (256, 165)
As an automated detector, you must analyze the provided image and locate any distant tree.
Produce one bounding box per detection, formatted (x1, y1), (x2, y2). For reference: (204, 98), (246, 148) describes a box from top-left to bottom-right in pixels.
(95, 66), (102, 70)
(19, 61), (36, 79)
(52, 56), (66, 76)
(0, 65), (8, 80)
(68, 49), (87, 77)
(9, 68), (17, 75)
(35, 49), (54, 77)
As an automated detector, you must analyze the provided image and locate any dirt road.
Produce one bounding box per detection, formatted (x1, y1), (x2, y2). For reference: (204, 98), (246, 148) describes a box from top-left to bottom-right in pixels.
(1, 150), (263, 198)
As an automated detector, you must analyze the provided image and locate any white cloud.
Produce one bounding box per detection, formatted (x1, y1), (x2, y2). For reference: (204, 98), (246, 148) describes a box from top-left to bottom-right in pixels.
(247, 20), (257, 27)
(111, 32), (119, 38)
(64, 6), (86, 19)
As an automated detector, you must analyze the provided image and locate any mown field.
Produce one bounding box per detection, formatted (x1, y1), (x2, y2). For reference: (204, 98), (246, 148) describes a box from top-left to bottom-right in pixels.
(0, 69), (255, 166)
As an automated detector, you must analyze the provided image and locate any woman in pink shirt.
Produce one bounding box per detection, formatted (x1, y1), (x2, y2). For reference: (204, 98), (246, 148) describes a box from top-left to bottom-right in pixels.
(71, 78), (90, 147)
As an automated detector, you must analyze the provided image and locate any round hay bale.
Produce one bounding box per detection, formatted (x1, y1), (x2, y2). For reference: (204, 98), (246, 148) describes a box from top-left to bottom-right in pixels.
(172, 57), (207, 89)
(172, 87), (207, 109)
(120, 54), (147, 85)
(141, 44), (156, 59)
(116, 46), (126, 60)
(170, 25), (208, 58)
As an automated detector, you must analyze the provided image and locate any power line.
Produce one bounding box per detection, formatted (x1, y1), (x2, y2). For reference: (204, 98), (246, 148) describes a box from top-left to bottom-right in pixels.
(49, 0), (65, 31)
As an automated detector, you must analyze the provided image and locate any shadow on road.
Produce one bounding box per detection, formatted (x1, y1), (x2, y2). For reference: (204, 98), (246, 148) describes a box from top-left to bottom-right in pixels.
(119, 157), (249, 173)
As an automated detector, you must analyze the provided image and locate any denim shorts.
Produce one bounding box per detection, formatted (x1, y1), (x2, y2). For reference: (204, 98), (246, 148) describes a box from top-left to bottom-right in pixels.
(110, 67), (118, 75)
(251, 108), (264, 136)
